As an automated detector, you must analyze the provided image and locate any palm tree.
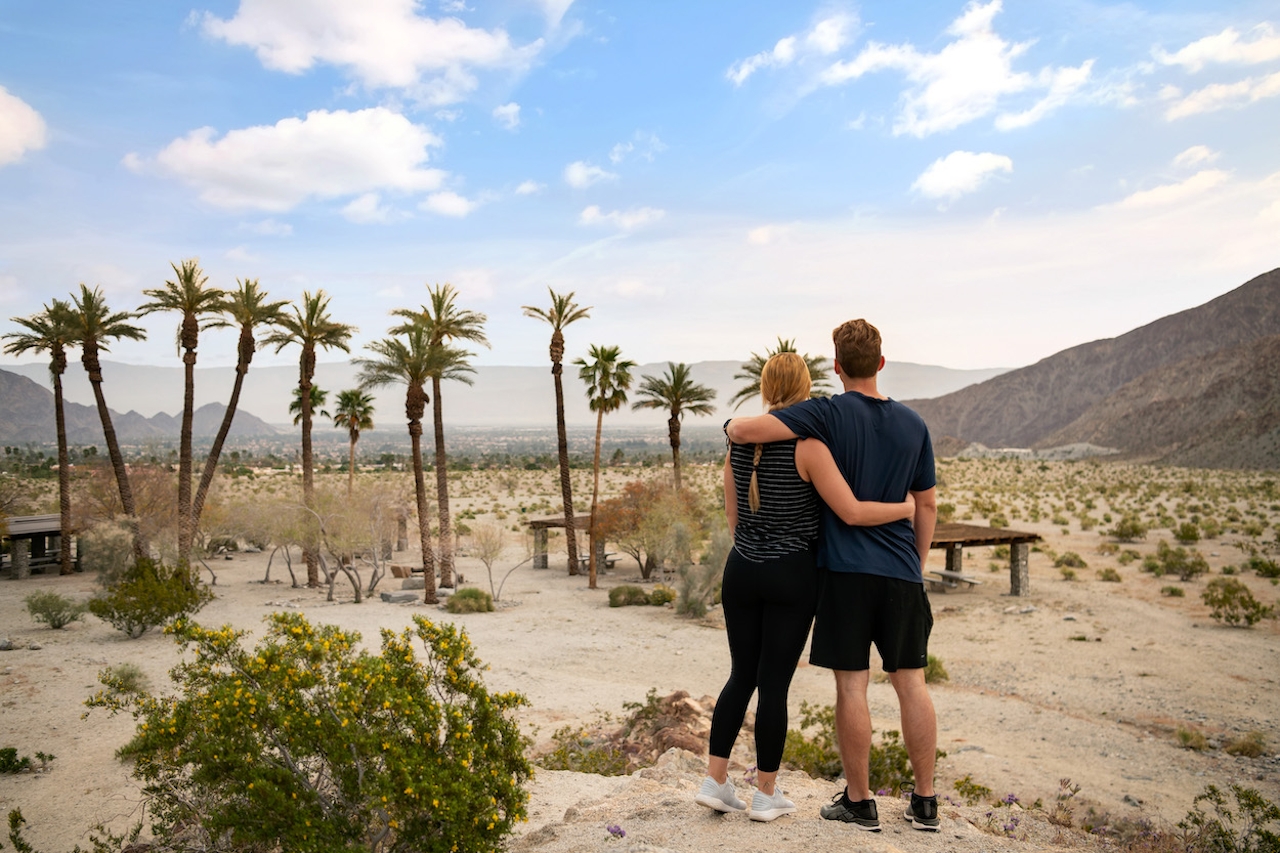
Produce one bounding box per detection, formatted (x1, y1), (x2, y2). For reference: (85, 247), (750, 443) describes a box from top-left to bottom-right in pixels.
(727, 337), (832, 410)
(356, 324), (469, 605)
(290, 385), (330, 425)
(632, 362), (717, 490)
(192, 279), (288, 537)
(139, 259), (226, 563)
(66, 284), (148, 560)
(331, 389), (375, 498)
(264, 291), (355, 587)
(574, 344), (635, 589)
(522, 288), (591, 574)
(392, 283), (488, 588)
(4, 300), (78, 574)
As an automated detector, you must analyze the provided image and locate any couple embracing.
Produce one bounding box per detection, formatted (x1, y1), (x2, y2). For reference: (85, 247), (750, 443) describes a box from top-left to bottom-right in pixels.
(695, 318), (940, 833)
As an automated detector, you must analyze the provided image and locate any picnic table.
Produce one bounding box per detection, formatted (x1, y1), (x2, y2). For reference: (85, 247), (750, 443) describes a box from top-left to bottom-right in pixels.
(928, 522), (1042, 596)
(525, 514), (610, 571)
(1, 514), (75, 578)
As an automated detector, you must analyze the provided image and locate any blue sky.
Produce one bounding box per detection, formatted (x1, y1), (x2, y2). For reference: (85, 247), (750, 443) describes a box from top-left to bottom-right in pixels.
(1, 0), (1278, 372)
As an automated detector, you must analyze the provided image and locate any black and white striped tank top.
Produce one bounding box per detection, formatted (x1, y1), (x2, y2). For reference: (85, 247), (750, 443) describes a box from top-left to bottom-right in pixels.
(729, 439), (819, 562)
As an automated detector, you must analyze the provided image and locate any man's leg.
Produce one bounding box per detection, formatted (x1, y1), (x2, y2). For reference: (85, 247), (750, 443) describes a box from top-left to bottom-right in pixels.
(887, 667), (936, 796)
(833, 668), (873, 801)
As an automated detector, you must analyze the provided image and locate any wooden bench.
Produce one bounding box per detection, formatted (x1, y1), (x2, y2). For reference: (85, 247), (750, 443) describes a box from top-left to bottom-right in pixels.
(926, 569), (982, 592)
(389, 564), (422, 579)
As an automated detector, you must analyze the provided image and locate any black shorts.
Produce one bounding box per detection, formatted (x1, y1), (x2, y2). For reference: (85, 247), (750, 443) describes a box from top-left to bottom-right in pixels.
(809, 571), (933, 672)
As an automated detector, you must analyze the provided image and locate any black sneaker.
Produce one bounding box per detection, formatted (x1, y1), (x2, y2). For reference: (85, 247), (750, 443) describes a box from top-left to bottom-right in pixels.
(819, 790), (880, 831)
(904, 792), (940, 831)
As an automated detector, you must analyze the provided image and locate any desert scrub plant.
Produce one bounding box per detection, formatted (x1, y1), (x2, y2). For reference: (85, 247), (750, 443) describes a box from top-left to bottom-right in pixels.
(0, 748), (30, 774)
(444, 586), (494, 614)
(536, 725), (630, 776)
(1225, 731), (1268, 758)
(1162, 585), (1186, 597)
(1246, 556), (1280, 579)
(1176, 726), (1209, 751)
(1203, 577), (1275, 627)
(1155, 540), (1210, 582)
(24, 590), (87, 629)
(100, 662), (149, 696)
(1107, 515), (1147, 542)
(675, 562), (721, 618)
(781, 702), (926, 794)
(953, 774), (993, 805)
(1060, 567), (1077, 581)
(648, 584), (677, 606)
(88, 558), (213, 639)
(1054, 551), (1087, 569)
(1177, 784), (1280, 853)
(608, 584), (650, 607)
(1117, 548), (1140, 565)
(924, 654), (949, 683)
(1175, 521), (1201, 544)
(1096, 567), (1122, 582)
(85, 612), (530, 853)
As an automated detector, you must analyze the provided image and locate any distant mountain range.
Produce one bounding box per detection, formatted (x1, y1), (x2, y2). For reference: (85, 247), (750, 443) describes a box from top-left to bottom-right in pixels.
(1, 358), (1008, 434)
(906, 268), (1280, 469)
(0, 370), (278, 445)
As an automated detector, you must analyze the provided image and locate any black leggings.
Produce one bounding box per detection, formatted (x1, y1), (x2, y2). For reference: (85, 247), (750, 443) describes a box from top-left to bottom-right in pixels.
(708, 547), (818, 773)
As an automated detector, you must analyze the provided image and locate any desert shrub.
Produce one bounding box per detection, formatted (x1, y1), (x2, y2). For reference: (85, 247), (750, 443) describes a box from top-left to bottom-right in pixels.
(675, 562), (722, 618)
(1060, 567), (1077, 581)
(1162, 585), (1186, 597)
(988, 512), (1009, 528)
(86, 613), (530, 853)
(537, 725), (630, 776)
(1054, 551), (1087, 569)
(781, 702), (922, 794)
(1203, 578), (1275, 627)
(78, 519), (135, 587)
(1096, 567), (1122, 583)
(937, 502), (955, 524)
(1108, 515), (1147, 542)
(1223, 564), (1238, 575)
(1117, 549), (1140, 565)
(1096, 542), (1119, 556)
(1225, 731), (1268, 758)
(100, 663), (149, 696)
(0, 748), (31, 774)
(444, 586), (494, 614)
(1177, 727), (1209, 751)
(1246, 556), (1280, 579)
(991, 544), (1010, 559)
(924, 654), (949, 683)
(88, 558), (214, 639)
(954, 774), (993, 805)
(24, 590), (87, 629)
(648, 584), (677, 606)
(1142, 555), (1162, 574)
(1177, 784), (1280, 853)
(608, 585), (650, 607)
(1175, 522), (1201, 544)
(1155, 540), (1210, 582)
(1201, 518), (1223, 539)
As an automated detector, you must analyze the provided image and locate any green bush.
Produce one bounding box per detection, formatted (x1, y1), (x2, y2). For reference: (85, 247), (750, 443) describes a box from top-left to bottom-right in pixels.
(1117, 549), (1140, 566)
(1096, 567), (1122, 583)
(1177, 727), (1209, 751)
(24, 591), (87, 629)
(1054, 551), (1087, 569)
(1225, 731), (1268, 758)
(1178, 784), (1280, 853)
(86, 613), (530, 853)
(1203, 577), (1275, 627)
(1060, 567), (1077, 581)
(953, 774), (993, 806)
(79, 519), (136, 587)
(1175, 522), (1201, 544)
(1246, 556), (1280, 579)
(924, 654), (949, 684)
(675, 562), (722, 618)
(536, 725), (629, 776)
(88, 558), (213, 639)
(648, 584), (677, 606)
(100, 663), (149, 696)
(1155, 540), (1209, 582)
(608, 585), (650, 607)
(445, 586), (494, 614)
(780, 702), (923, 794)
(1108, 515), (1147, 542)
(0, 748), (31, 774)
(1162, 585), (1186, 597)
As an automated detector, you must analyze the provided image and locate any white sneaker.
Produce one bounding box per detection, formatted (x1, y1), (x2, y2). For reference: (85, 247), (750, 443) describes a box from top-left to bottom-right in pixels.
(749, 787), (796, 822)
(695, 776), (747, 813)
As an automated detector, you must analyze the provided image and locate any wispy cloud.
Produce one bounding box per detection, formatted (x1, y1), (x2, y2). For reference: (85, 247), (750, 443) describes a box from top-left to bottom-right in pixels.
(727, 12), (857, 85)
(514, 180), (544, 195)
(242, 218), (294, 236)
(137, 108), (445, 212)
(912, 150), (1012, 201)
(493, 101), (521, 130)
(608, 131), (666, 164)
(1113, 169), (1230, 210)
(1154, 24), (1280, 72)
(343, 192), (395, 224)
(421, 190), (479, 217)
(0, 86), (47, 166)
(1163, 70), (1280, 119)
(579, 205), (664, 230)
(564, 160), (617, 188)
(1172, 145), (1219, 169)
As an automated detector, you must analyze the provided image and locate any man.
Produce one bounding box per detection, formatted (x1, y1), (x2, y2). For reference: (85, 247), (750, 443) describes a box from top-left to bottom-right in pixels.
(726, 318), (939, 833)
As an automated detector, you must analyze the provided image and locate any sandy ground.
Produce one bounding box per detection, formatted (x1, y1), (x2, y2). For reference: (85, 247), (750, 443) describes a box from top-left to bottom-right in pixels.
(1, 519), (1278, 852)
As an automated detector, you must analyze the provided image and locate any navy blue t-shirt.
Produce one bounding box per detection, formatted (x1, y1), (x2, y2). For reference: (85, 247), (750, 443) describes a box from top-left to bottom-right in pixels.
(773, 391), (936, 582)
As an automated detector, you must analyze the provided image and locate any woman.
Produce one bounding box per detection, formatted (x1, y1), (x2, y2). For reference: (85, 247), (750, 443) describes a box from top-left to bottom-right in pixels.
(696, 352), (916, 822)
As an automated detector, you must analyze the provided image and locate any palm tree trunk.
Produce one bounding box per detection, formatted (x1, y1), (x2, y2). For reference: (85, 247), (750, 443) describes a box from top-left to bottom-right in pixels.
(86, 353), (145, 561)
(410, 422), (438, 604)
(668, 414), (682, 491)
(432, 376), (454, 588)
(553, 363), (579, 574)
(177, 349), (196, 563)
(347, 434), (356, 498)
(52, 370), (72, 575)
(588, 407), (604, 589)
(300, 349), (318, 587)
(193, 356), (247, 531)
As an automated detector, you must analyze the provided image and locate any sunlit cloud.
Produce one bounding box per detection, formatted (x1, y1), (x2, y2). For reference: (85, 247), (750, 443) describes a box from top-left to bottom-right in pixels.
(912, 150), (1013, 201)
(493, 101), (521, 130)
(728, 12), (857, 85)
(0, 86), (47, 166)
(563, 160), (616, 188)
(1154, 24), (1280, 72)
(1173, 145), (1219, 169)
(421, 190), (479, 217)
(579, 205), (665, 230)
(1112, 169), (1230, 210)
(1164, 70), (1280, 119)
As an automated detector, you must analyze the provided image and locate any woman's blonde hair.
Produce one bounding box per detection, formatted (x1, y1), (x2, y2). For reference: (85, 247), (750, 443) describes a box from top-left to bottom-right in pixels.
(748, 353), (812, 512)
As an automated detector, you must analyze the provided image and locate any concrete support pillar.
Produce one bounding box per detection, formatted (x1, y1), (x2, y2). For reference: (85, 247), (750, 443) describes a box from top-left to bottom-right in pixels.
(533, 528), (548, 570)
(1010, 542), (1030, 596)
(945, 544), (963, 573)
(13, 539), (30, 580)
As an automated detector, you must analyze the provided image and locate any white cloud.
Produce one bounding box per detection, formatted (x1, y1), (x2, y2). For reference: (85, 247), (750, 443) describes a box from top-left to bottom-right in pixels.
(225, 245), (261, 262)
(537, 0), (575, 27)
(727, 13), (856, 85)
(243, 218), (294, 235)
(144, 108), (445, 211)
(609, 142), (633, 164)
(579, 205), (665, 231)
(1112, 169), (1230, 209)
(421, 190), (478, 217)
(912, 150), (1013, 200)
(343, 192), (395, 223)
(493, 101), (521, 130)
(1173, 145), (1219, 169)
(201, 0), (543, 105)
(609, 131), (665, 164)
(614, 279), (665, 299)
(1154, 24), (1280, 73)
(514, 180), (543, 195)
(563, 160), (616, 188)
(1164, 70), (1280, 119)
(0, 86), (47, 166)
(820, 0), (1091, 136)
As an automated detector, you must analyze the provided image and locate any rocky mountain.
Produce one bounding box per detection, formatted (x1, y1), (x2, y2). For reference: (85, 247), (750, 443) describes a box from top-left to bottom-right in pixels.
(0, 369), (279, 445)
(905, 268), (1280, 468)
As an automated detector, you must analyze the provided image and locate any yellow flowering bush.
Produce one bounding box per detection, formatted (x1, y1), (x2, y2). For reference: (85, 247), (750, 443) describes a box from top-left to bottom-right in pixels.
(86, 612), (530, 852)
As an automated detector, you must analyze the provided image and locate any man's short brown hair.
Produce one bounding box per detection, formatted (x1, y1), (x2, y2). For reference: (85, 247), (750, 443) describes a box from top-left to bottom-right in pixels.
(832, 319), (882, 378)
